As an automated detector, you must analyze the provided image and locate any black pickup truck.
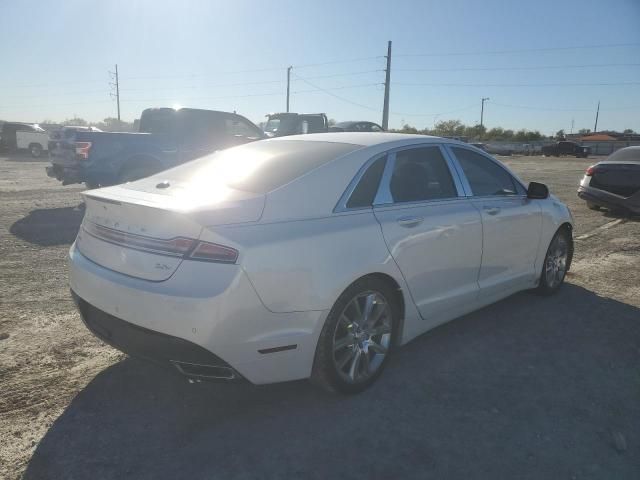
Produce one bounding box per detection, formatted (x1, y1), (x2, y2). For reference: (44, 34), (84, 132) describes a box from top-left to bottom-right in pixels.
(47, 108), (265, 188)
(541, 141), (590, 158)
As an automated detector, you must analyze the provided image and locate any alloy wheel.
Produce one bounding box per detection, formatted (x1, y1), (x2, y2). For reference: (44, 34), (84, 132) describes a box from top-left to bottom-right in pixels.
(332, 291), (392, 384)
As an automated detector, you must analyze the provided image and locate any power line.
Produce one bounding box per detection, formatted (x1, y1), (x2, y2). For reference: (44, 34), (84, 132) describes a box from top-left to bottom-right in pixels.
(389, 103), (477, 117)
(293, 74), (382, 112)
(395, 42), (640, 57)
(394, 81), (640, 87)
(294, 56), (381, 69)
(394, 63), (640, 72)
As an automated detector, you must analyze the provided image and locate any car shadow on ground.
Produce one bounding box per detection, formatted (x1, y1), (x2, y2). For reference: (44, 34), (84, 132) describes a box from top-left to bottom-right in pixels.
(3, 153), (50, 162)
(24, 284), (640, 480)
(10, 204), (85, 246)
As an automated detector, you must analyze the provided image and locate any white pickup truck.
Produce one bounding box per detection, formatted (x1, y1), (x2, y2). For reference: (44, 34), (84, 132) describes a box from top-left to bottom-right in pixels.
(0, 122), (49, 157)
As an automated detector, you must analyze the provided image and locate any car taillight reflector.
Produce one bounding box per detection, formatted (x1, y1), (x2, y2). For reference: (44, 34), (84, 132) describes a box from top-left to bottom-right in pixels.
(82, 221), (238, 263)
(189, 241), (238, 263)
(84, 222), (194, 256)
(585, 165), (597, 176)
(75, 142), (92, 159)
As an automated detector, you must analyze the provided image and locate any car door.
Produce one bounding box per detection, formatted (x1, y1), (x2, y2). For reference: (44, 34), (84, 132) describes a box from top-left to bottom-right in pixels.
(447, 146), (542, 299)
(373, 145), (483, 323)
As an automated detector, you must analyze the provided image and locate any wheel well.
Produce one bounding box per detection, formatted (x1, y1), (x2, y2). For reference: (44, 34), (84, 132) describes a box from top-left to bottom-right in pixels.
(28, 142), (42, 149)
(355, 272), (405, 347)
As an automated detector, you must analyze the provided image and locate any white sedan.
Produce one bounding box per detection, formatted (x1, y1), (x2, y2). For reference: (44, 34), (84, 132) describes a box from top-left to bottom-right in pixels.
(69, 133), (573, 393)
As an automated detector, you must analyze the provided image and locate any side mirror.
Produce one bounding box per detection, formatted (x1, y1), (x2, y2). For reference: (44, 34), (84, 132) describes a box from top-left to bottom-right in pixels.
(527, 182), (549, 199)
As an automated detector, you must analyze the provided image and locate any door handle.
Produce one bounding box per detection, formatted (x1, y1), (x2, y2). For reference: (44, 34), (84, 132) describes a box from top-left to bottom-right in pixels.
(483, 206), (501, 215)
(397, 216), (424, 228)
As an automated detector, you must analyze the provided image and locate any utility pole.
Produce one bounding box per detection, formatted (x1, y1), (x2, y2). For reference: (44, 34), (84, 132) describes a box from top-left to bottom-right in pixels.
(571, 118), (574, 134)
(594, 100), (600, 132)
(286, 66), (292, 113)
(480, 97), (489, 139)
(480, 97), (489, 129)
(382, 41), (392, 130)
(109, 64), (121, 125)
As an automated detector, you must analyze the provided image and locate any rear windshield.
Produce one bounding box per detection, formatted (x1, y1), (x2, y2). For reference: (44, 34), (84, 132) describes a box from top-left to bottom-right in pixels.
(608, 148), (640, 163)
(164, 140), (360, 194)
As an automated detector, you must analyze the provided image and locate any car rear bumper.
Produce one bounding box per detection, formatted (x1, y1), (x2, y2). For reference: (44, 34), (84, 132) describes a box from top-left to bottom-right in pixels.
(578, 185), (640, 213)
(73, 291), (243, 381)
(68, 243), (326, 385)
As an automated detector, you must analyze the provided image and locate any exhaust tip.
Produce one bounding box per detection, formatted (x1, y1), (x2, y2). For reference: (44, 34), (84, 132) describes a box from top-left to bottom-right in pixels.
(171, 360), (237, 380)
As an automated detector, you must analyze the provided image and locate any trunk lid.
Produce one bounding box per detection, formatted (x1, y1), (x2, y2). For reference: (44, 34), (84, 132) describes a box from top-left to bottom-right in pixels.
(77, 179), (265, 281)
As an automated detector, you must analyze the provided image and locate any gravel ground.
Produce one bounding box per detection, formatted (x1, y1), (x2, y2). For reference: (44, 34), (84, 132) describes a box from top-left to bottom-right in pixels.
(1, 153), (639, 479)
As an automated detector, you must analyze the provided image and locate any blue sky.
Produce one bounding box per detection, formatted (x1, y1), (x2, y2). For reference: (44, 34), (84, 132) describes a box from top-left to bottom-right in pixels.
(1, 0), (639, 134)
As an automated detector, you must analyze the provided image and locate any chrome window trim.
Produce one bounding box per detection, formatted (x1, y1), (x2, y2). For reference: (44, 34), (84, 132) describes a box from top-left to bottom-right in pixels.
(443, 143), (529, 199)
(333, 153), (388, 213)
(373, 143), (466, 207)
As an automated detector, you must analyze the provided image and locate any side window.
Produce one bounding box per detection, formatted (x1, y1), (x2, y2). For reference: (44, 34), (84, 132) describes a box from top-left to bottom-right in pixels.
(370, 124), (383, 132)
(346, 156), (386, 209)
(389, 147), (457, 203)
(452, 147), (519, 196)
(225, 117), (261, 138)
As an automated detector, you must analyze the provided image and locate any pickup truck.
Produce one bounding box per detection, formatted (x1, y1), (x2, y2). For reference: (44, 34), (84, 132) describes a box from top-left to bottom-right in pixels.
(46, 108), (265, 188)
(0, 122), (49, 157)
(541, 141), (590, 158)
(263, 112), (328, 137)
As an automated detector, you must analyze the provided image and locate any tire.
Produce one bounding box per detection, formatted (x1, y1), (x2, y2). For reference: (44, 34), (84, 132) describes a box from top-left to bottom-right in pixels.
(311, 277), (399, 394)
(586, 202), (601, 211)
(117, 164), (159, 184)
(536, 228), (571, 295)
(84, 181), (100, 189)
(30, 143), (43, 158)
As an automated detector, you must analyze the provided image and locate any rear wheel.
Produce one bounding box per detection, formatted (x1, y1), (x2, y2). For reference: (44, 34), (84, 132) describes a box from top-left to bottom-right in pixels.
(29, 143), (43, 158)
(537, 229), (571, 295)
(311, 277), (398, 394)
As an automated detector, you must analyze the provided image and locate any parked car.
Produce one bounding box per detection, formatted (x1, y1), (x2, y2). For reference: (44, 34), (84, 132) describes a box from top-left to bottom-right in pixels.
(69, 133), (573, 393)
(578, 146), (640, 214)
(49, 125), (102, 142)
(46, 107), (264, 188)
(0, 122), (49, 157)
(542, 141), (590, 158)
(329, 121), (384, 132)
(263, 113), (328, 137)
(484, 143), (513, 156)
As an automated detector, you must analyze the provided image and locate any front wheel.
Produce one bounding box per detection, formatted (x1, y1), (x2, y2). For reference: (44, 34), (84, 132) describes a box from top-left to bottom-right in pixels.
(311, 277), (398, 394)
(537, 229), (571, 295)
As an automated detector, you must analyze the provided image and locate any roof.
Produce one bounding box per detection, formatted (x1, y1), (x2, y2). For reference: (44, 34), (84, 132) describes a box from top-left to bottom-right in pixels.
(267, 132), (443, 147)
(581, 134), (617, 141)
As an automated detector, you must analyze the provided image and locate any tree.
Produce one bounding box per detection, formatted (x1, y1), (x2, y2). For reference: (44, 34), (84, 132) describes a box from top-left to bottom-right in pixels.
(555, 129), (566, 140)
(328, 118), (336, 127)
(433, 119), (464, 137)
(464, 124), (486, 140)
(578, 128), (591, 135)
(623, 128), (635, 134)
(61, 117), (88, 126)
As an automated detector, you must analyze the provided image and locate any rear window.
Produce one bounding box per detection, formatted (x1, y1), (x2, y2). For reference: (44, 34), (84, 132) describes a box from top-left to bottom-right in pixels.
(608, 148), (640, 163)
(164, 140), (360, 194)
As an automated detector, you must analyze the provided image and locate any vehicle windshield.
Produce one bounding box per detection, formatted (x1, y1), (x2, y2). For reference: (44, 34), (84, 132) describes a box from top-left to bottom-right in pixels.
(263, 118), (281, 133)
(161, 140), (359, 194)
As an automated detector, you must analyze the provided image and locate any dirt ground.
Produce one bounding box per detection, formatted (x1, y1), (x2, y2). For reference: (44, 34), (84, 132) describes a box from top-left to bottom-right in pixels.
(1, 153), (639, 479)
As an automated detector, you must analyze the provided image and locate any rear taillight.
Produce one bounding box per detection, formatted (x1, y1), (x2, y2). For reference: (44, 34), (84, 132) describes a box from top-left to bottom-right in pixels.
(75, 142), (92, 159)
(585, 165), (597, 176)
(82, 222), (238, 263)
(189, 241), (239, 263)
